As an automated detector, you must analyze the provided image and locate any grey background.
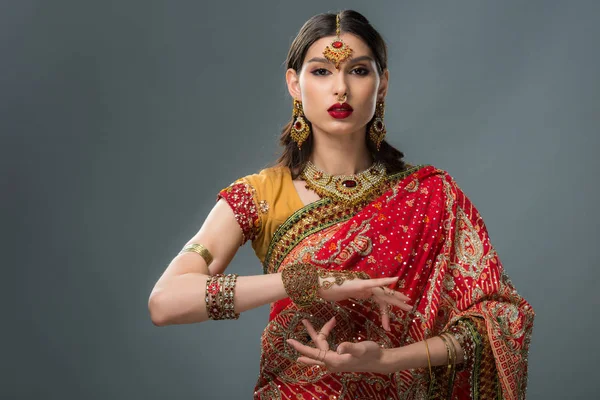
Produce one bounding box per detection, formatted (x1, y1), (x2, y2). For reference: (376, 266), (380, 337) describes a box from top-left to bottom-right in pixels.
(3, 0), (599, 399)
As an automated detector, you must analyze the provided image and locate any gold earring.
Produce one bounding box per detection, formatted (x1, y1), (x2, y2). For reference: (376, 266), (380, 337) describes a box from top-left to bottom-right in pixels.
(291, 99), (311, 149)
(369, 101), (386, 151)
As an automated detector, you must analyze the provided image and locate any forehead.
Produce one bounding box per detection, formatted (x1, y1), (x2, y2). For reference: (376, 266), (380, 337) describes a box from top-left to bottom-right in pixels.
(303, 33), (373, 63)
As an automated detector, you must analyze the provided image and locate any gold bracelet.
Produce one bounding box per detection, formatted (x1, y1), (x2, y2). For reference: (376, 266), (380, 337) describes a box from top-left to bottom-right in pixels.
(179, 243), (213, 267)
(205, 274), (222, 320)
(205, 273), (240, 320)
(221, 273), (240, 319)
(424, 338), (433, 383)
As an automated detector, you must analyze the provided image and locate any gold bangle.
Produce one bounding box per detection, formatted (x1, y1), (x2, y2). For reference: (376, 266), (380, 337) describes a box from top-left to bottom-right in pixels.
(205, 274), (222, 320)
(221, 273), (240, 320)
(205, 273), (240, 320)
(441, 332), (457, 379)
(442, 333), (457, 366)
(424, 338), (433, 382)
(179, 243), (213, 267)
(438, 334), (453, 373)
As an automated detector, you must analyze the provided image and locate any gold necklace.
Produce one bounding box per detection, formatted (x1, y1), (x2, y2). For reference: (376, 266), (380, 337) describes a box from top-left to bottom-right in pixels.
(300, 160), (388, 205)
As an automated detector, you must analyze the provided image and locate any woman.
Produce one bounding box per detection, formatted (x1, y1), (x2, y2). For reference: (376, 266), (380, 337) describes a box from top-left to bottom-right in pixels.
(148, 10), (534, 399)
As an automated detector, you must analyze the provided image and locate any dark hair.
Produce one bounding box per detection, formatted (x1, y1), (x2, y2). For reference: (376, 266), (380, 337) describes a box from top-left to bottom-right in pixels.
(275, 10), (406, 178)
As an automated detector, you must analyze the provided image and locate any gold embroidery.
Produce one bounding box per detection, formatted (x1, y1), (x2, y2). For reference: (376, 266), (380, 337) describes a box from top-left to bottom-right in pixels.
(259, 200), (269, 213)
(443, 274), (455, 291)
(449, 206), (486, 280)
(405, 178), (419, 192)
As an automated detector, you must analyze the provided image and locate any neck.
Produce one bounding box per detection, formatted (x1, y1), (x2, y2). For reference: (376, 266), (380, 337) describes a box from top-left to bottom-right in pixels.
(309, 129), (373, 176)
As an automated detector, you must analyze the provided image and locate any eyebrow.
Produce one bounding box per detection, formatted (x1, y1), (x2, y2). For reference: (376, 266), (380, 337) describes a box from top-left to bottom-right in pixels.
(306, 55), (375, 65)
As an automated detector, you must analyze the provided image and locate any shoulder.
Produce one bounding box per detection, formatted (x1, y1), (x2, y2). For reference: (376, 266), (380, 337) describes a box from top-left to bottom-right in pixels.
(406, 164), (459, 185)
(219, 166), (288, 191)
(389, 163), (464, 204)
(414, 166), (482, 216)
(237, 166), (290, 197)
(388, 163), (450, 186)
(253, 165), (289, 184)
(417, 165), (468, 200)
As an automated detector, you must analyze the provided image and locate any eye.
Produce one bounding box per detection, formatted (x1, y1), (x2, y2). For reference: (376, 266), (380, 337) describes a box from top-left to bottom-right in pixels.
(351, 67), (370, 76)
(311, 68), (331, 76)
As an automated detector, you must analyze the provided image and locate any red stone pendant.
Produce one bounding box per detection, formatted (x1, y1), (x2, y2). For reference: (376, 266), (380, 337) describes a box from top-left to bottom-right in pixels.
(342, 180), (357, 188)
(332, 41), (343, 49)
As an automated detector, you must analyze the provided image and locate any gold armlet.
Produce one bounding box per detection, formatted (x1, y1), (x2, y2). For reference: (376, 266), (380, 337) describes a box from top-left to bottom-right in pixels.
(179, 243), (214, 267)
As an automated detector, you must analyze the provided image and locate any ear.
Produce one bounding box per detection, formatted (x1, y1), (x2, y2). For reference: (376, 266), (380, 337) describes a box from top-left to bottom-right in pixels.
(286, 68), (302, 100)
(377, 69), (389, 101)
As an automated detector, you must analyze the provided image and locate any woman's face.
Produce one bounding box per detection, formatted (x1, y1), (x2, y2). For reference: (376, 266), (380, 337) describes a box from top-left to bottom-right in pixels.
(286, 33), (388, 138)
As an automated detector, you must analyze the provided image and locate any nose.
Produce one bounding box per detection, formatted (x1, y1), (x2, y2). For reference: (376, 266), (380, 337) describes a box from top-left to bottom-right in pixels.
(333, 71), (348, 99)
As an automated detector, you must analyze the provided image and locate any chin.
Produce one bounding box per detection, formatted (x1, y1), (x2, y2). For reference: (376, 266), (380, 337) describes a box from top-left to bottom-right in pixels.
(325, 120), (367, 136)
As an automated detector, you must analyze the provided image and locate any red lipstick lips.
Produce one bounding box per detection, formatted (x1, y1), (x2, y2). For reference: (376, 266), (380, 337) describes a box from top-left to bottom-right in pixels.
(327, 102), (353, 119)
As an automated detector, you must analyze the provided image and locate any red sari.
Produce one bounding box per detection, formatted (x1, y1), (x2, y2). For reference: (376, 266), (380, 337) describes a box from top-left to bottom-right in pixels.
(220, 165), (534, 399)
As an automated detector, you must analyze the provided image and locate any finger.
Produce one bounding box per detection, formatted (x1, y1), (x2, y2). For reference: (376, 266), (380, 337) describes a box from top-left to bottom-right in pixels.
(384, 298), (412, 312)
(301, 320), (329, 350)
(336, 341), (366, 358)
(373, 288), (413, 311)
(377, 297), (412, 312)
(301, 319), (319, 338)
(380, 304), (391, 331)
(376, 286), (412, 302)
(297, 356), (326, 367)
(373, 289), (411, 308)
(388, 288), (411, 302)
(374, 297), (391, 330)
(351, 290), (372, 300)
(319, 316), (337, 337)
(363, 277), (399, 288)
(287, 338), (322, 359)
(304, 318), (336, 345)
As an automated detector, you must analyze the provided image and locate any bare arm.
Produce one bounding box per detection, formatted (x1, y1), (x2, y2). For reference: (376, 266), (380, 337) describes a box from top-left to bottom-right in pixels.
(148, 199), (287, 326)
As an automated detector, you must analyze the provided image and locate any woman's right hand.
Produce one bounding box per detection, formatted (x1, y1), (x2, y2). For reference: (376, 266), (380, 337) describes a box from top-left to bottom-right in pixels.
(317, 275), (412, 331)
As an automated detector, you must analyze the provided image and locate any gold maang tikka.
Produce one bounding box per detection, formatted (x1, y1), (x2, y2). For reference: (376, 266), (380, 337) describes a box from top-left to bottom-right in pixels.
(323, 14), (353, 69)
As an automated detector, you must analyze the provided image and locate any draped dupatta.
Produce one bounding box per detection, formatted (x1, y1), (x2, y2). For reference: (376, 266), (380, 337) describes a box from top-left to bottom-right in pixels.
(252, 165), (534, 400)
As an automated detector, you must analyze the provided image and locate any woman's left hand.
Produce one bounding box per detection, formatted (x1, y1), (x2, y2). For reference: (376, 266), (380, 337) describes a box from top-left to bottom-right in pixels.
(286, 317), (389, 374)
